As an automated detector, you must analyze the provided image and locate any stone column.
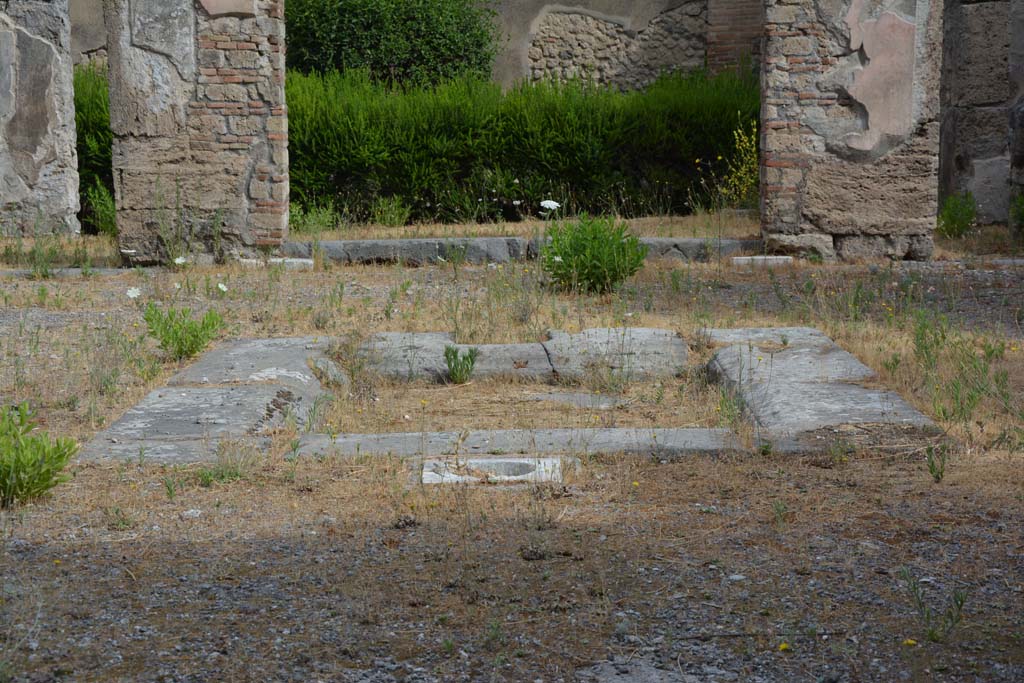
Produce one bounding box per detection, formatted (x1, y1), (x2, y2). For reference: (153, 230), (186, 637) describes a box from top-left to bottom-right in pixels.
(939, 0), (1014, 224)
(761, 0), (942, 260)
(106, 0), (288, 264)
(0, 0), (80, 236)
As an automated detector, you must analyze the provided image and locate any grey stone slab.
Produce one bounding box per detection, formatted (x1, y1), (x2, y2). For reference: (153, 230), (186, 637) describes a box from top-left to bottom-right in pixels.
(641, 238), (762, 261)
(168, 337), (326, 396)
(280, 241), (312, 258)
(79, 385), (296, 461)
(542, 328), (688, 380)
(734, 381), (936, 435)
(299, 428), (739, 459)
(732, 255), (794, 268)
(293, 238), (530, 266)
(361, 332), (552, 381)
(707, 344), (875, 386)
(704, 327), (833, 348)
(420, 457), (574, 484)
(707, 335), (935, 437)
(992, 258), (1024, 268)
(237, 257), (314, 271)
(529, 391), (625, 410)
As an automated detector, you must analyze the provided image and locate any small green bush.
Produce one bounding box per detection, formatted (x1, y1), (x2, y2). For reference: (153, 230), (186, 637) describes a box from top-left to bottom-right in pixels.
(0, 403), (78, 508)
(444, 345), (479, 384)
(144, 304), (224, 361)
(936, 192), (977, 238)
(286, 0), (498, 85)
(73, 64), (115, 235)
(542, 215), (648, 293)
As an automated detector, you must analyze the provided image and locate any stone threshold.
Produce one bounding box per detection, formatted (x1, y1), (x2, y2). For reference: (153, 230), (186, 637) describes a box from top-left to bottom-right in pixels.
(281, 236), (764, 265)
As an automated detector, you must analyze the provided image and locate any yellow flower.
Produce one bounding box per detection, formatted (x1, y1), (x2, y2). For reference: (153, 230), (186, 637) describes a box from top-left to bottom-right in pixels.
(632, 481), (639, 487)
(902, 639), (917, 647)
(420, 400), (428, 407)
(778, 642), (791, 652)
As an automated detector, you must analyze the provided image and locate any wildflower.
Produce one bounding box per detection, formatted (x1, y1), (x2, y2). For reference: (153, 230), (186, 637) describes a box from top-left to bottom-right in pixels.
(126, 287), (141, 300)
(552, 255), (564, 263)
(512, 200), (522, 206)
(902, 639), (917, 647)
(217, 283), (228, 293)
(632, 481), (639, 487)
(540, 200), (561, 211)
(173, 282), (181, 290)
(778, 642), (791, 652)
(173, 256), (187, 266)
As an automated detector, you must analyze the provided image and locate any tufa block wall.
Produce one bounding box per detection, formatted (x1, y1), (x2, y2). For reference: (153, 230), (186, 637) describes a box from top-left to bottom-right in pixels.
(106, 0), (287, 264)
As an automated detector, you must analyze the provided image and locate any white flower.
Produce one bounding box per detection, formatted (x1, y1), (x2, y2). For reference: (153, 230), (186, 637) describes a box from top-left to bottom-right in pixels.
(173, 282), (181, 290)
(217, 282), (228, 293)
(552, 255), (563, 263)
(173, 256), (187, 266)
(540, 200), (561, 211)
(126, 287), (141, 300)
(512, 200), (522, 207)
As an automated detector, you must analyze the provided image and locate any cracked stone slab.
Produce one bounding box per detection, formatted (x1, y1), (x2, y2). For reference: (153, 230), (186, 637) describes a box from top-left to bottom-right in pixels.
(169, 337), (327, 395)
(706, 331), (935, 438)
(420, 457), (575, 484)
(299, 428), (740, 459)
(704, 327), (834, 348)
(640, 238), (762, 261)
(542, 328), (688, 380)
(361, 332), (551, 381)
(82, 337), (338, 462)
(79, 385), (293, 462)
(706, 344), (875, 385)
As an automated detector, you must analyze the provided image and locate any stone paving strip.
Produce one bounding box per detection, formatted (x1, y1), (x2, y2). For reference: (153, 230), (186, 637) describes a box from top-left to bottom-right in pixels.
(297, 428), (742, 460)
(362, 328), (689, 382)
(706, 327), (936, 439)
(281, 237), (762, 265)
(80, 337), (340, 461)
(81, 326), (938, 467)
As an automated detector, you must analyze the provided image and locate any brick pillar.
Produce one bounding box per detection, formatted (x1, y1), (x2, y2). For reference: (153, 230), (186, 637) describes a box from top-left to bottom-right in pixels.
(761, 0), (943, 261)
(0, 0), (80, 236)
(106, 0), (287, 264)
(706, 0), (763, 72)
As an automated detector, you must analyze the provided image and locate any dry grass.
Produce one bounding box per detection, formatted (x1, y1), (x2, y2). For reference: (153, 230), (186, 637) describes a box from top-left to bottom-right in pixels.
(934, 223), (1024, 258)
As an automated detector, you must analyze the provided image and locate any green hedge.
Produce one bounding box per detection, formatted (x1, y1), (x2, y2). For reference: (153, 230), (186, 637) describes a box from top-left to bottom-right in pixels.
(73, 64), (116, 235)
(287, 69), (760, 222)
(286, 0), (498, 85)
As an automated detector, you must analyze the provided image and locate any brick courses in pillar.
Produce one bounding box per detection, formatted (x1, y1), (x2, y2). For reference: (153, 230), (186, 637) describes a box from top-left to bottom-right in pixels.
(761, 0), (943, 261)
(106, 0), (287, 264)
(0, 0), (80, 236)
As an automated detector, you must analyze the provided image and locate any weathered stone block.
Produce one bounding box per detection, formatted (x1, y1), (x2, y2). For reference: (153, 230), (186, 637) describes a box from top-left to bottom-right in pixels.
(0, 0), (80, 236)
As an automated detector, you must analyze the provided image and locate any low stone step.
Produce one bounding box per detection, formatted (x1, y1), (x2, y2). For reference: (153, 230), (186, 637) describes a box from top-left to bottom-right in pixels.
(706, 328), (935, 438)
(298, 428), (741, 459)
(282, 236), (762, 266)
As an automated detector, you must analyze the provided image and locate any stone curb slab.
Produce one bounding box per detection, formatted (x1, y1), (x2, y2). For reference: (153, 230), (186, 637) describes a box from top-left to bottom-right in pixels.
(283, 237), (762, 265)
(360, 328), (689, 382)
(298, 428), (740, 459)
(360, 332), (552, 381)
(542, 328), (688, 380)
(705, 327), (833, 348)
(706, 328), (935, 438)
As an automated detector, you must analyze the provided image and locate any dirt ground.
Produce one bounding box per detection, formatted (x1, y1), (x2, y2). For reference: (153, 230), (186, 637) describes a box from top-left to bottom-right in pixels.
(1, 224), (1023, 682)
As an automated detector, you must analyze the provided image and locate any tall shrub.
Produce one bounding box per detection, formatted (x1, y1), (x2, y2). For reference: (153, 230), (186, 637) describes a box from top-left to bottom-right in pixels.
(286, 0), (498, 84)
(73, 64), (115, 235)
(287, 68), (760, 222)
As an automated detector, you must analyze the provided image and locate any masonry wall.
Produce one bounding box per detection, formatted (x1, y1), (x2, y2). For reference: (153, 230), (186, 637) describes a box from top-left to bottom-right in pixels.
(939, 0), (1023, 224)
(106, 0), (288, 264)
(526, 3), (706, 89)
(0, 0), (79, 236)
(761, 0), (943, 260)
